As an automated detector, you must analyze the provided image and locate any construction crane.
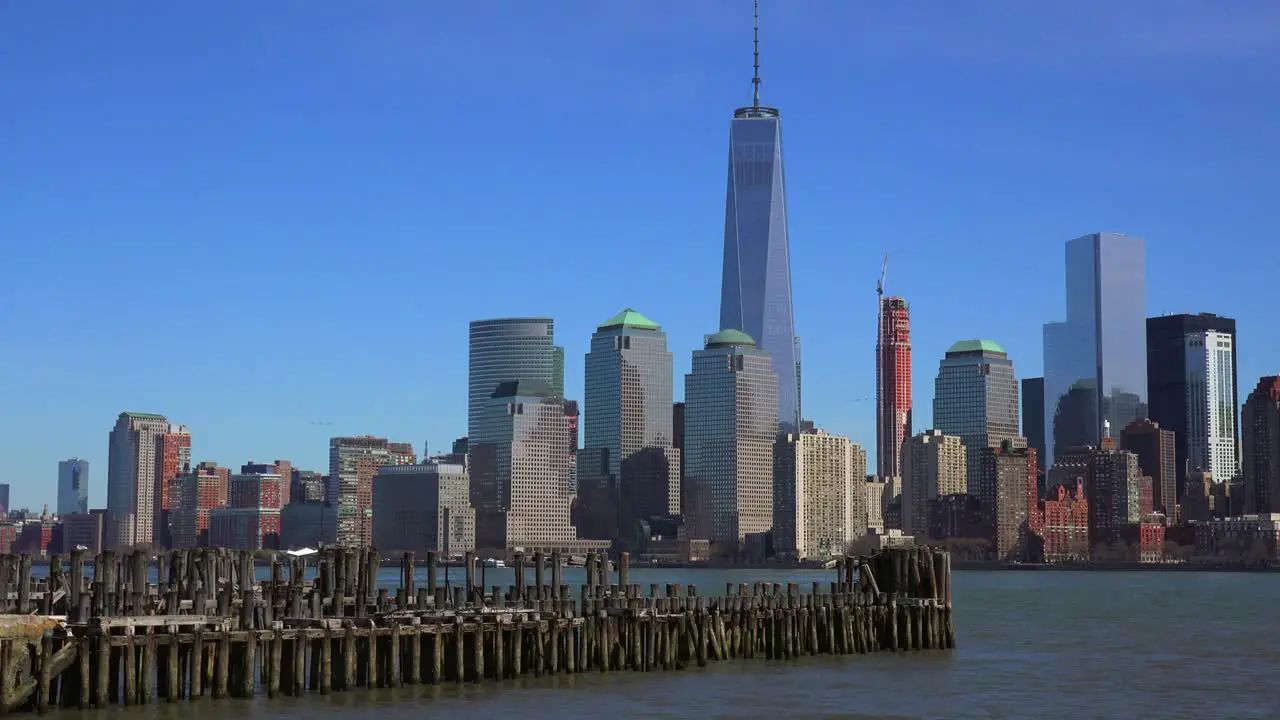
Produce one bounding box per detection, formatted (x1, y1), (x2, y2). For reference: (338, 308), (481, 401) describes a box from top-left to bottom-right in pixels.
(877, 252), (889, 297)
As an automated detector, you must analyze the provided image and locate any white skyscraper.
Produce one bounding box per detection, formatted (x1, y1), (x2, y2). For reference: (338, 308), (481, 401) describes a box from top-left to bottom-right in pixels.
(1185, 331), (1237, 483)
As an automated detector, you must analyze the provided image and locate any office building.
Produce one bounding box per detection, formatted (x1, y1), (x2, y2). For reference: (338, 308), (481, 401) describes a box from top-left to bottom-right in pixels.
(683, 330), (779, 551)
(1021, 377), (1045, 484)
(155, 428), (192, 547)
(372, 461), (475, 554)
(170, 464), (227, 548)
(468, 318), (565, 442)
(933, 340), (1021, 485)
(60, 511), (105, 554)
(1050, 444), (1142, 548)
(900, 430), (966, 539)
(876, 296), (912, 478)
(1242, 377), (1280, 514)
(1146, 313), (1238, 500)
(978, 441), (1037, 561)
(717, 7), (800, 431)
(580, 309), (680, 543)
(107, 412), (185, 549)
(208, 466), (283, 550)
(1043, 233), (1147, 467)
(327, 436), (412, 546)
(774, 430), (867, 560)
(469, 380), (578, 550)
(57, 458), (90, 516)
(1182, 331), (1238, 484)
(1119, 419), (1177, 518)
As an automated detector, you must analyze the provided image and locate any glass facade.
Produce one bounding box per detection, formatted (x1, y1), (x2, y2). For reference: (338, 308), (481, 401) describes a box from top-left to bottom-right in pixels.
(58, 458), (90, 516)
(1145, 313), (1238, 500)
(719, 109), (800, 431)
(932, 340), (1021, 486)
(1043, 233), (1147, 467)
(683, 331), (778, 548)
(467, 319), (564, 443)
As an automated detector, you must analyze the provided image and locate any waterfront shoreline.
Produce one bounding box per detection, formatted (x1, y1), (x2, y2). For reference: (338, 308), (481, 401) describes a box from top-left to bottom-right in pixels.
(953, 561), (1280, 573)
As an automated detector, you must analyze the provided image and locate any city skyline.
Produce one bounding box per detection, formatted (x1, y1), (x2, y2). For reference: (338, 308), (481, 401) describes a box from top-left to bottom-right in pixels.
(3, 4), (1278, 506)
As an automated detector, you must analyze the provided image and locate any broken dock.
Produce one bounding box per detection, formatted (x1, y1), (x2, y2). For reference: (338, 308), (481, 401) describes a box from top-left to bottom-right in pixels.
(0, 545), (954, 714)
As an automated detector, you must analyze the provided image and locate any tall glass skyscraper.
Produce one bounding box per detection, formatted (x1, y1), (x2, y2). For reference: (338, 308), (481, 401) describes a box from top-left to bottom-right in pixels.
(467, 318), (564, 443)
(1042, 232), (1147, 468)
(58, 458), (90, 515)
(718, 6), (800, 431)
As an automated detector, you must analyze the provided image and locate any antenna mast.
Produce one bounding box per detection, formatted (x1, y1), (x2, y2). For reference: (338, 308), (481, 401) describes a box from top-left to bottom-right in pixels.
(752, 0), (761, 110)
(876, 252), (889, 348)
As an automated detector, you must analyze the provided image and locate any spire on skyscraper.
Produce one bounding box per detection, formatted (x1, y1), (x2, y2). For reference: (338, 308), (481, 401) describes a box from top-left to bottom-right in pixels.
(752, 0), (761, 111)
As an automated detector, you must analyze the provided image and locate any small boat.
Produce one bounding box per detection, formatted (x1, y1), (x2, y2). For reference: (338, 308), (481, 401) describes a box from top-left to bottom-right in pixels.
(483, 558), (507, 568)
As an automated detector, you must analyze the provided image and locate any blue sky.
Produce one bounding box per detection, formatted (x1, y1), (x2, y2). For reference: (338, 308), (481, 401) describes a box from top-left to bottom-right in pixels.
(2, 1), (1278, 510)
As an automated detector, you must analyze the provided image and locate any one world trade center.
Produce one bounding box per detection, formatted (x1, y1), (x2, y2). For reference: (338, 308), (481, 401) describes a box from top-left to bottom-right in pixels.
(719, 1), (801, 431)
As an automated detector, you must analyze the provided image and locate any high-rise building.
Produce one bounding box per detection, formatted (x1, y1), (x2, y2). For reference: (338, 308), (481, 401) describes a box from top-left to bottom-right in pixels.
(271, 460), (293, 506)
(580, 309), (680, 543)
(107, 412), (184, 549)
(1182, 331), (1238, 485)
(1050, 444), (1142, 549)
(155, 428), (192, 546)
(1242, 377), (1280, 514)
(209, 465), (283, 550)
(933, 340), (1021, 486)
(1146, 313), (1238, 500)
(327, 436), (396, 546)
(372, 461), (475, 554)
(1021, 377), (1045, 485)
(467, 318), (565, 442)
(684, 330), (779, 551)
(1043, 232), (1147, 467)
(876, 296), (912, 478)
(1119, 419), (1177, 519)
(0, 484), (9, 515)
(57, 458), (90, 516)
(170, 464), (226, 548)
(291, 470), (325, 503)
(900, 430), (966, 539)
(717, 6), (800, 432)
(977, 441), (1037, 562)
(773, 430), (867, 560)
(469, 380), (578, 549)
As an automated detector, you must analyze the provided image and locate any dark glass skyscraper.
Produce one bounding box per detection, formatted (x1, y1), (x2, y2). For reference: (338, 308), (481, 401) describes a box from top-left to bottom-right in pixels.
(1146, 313), (1238, 499)
(718, 5), (800, 431)
(1042, 232), (1147, 468)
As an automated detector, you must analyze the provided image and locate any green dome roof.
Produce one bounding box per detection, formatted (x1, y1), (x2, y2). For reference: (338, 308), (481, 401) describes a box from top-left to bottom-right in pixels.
(946, 339), (1006, 355)
(706, 329), (756, 348)
(598, 308), (661, 331)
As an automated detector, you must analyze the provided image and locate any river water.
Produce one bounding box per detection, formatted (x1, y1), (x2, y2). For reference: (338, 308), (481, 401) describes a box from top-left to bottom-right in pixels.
(71, 567), (1280, 719)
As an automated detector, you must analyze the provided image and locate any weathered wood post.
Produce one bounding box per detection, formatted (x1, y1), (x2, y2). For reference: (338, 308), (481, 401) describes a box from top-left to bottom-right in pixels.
(550, 551), (563, 600)
(513, 552), (526, 603)
(464, 551), (476, 602)
(533, 552), (545, 599)
(18, 553), (32, 613)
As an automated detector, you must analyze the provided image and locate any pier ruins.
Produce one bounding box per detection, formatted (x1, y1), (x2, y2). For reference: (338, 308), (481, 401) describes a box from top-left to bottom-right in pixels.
(0, 545), (954, 714)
